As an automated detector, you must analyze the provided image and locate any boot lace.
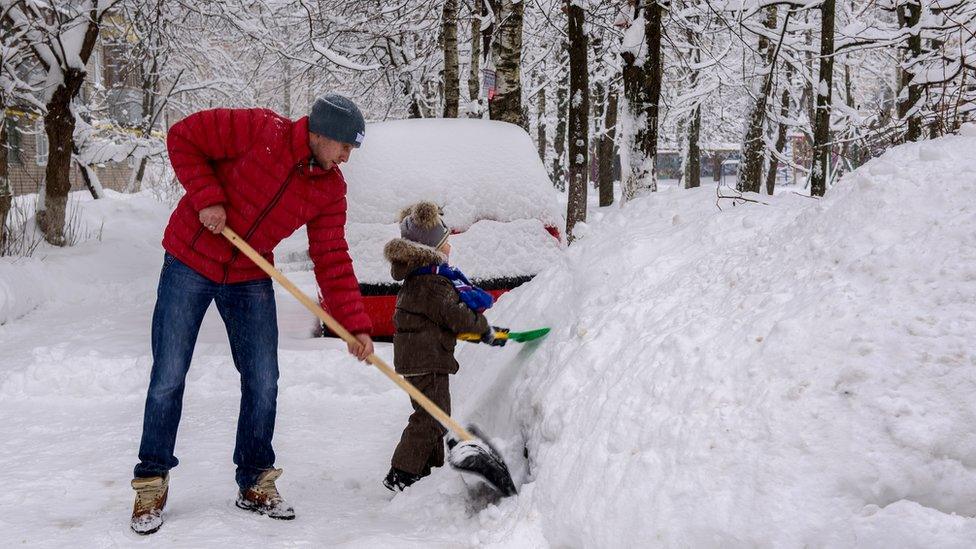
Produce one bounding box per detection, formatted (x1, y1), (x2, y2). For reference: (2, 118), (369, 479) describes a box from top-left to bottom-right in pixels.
(254, 469), (283, 501)
(133, 480), (164, 513)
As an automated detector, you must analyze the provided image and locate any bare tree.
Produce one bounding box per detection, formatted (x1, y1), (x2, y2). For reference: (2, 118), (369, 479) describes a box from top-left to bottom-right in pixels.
(738, 7), (790, 194)
(553, 41), (568, 190)
(535, 71), (547, 162)
(488, 0), (525, 127)
(5, 2), (117, 245)
(896, 0), (922, 142)
(565, 0), (588, 242)
(599, 86), (618, 204)
(443, 0), (460, 117)
(810, 0), (835, 197)
(467, 0), (483, 107)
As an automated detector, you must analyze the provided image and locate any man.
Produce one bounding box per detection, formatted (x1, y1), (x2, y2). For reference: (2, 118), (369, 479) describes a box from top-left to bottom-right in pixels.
(130, 94), (374, 535)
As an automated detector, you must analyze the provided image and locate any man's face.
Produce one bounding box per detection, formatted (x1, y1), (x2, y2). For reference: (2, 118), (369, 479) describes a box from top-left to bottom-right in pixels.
(309, 133), (354, 170)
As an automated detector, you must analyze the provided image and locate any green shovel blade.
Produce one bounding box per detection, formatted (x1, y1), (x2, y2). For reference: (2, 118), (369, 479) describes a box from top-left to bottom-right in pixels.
(505, 327), (550, 343)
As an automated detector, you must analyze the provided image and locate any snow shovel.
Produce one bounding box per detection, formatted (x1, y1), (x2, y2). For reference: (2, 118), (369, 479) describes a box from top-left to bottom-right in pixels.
(457, 327), (550, 344)
(221, 227), (517, 497)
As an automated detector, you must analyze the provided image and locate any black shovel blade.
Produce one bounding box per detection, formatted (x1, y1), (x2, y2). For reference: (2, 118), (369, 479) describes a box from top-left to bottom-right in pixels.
(447, 425), (518, 497)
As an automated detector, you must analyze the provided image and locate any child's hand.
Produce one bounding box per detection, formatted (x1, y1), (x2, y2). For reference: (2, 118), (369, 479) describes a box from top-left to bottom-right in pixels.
(481, 326), (509, 347)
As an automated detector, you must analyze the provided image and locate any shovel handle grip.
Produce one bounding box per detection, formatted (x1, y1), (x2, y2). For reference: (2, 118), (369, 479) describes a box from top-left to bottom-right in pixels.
(457, 332), (509, 342)
(221, 227), (474, 442)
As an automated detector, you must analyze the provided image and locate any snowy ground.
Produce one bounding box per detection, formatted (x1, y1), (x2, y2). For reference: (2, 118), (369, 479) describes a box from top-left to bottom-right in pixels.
(1, 129), (975, 547)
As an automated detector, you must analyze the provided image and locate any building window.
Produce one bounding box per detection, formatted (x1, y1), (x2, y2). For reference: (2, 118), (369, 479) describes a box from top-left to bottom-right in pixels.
(35, 118), (48, 167)
(5, 116), (22, 166)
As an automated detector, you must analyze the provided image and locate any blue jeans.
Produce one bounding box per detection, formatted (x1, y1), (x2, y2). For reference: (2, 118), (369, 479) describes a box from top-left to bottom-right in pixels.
(134, 253), (279, 490)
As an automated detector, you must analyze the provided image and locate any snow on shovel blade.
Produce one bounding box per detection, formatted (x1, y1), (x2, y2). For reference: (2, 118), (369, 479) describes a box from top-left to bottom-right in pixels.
(447, 425), (517, 497)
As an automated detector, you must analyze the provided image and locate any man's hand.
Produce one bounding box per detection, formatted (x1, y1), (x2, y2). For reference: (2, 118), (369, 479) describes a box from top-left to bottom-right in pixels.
(199, 204), (227, 234)
(347, 333), (374, 362)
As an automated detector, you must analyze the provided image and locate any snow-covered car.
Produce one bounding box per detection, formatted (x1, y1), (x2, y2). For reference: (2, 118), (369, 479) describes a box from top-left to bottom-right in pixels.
(318, 118), (563, 337)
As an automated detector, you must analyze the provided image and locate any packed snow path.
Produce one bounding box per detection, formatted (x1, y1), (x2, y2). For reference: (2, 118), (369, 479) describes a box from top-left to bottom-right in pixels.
(0, 195), (487, 546)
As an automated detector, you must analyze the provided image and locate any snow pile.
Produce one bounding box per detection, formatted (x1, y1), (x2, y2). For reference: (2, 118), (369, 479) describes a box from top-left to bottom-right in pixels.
(0, 191), (170, 326)
(342, 118), (563, 230)
(429, 133), (976, 546)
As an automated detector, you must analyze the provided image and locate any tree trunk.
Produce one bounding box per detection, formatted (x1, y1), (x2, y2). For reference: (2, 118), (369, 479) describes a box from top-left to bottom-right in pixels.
(684, 103), (701, 189)
(0, 119), (10, 252)
(765, 65), (791, 195)
(599, 87), (618, 205)
(536, 74), (547, 162)
(40, 83), (78, 246)
(622, 0), (663, 201)
(283, 58), (292, 118)
(738, 7), (779, 194)
(809, 0), (835, 197)
(897, 0), (922, 142)
(592, 75), (605, 189)
(621, 52), (647, 200)
(641, 0), (663, 194)
(442, 0), (460, 117)
(467, 0), (483, 103)
(683, 21), (702, 190)
(488, 0), (525, 128)
(553, 42), (569, 190)
(38, 10), (102, 245)
(565, 0), (588, 243)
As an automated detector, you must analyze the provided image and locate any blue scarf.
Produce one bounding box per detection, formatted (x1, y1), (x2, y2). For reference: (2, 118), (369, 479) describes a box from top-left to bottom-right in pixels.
(410, 264), (494, 313)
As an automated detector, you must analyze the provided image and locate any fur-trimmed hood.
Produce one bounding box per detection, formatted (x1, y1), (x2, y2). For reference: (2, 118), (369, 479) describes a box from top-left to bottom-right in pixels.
(384, 237), (447, 281)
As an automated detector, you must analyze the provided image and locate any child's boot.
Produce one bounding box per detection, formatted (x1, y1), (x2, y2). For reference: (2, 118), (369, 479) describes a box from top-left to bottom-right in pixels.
(383, 467), (425, 492)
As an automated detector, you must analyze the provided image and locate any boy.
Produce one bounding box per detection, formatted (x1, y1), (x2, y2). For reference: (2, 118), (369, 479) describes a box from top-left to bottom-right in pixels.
(381, 201), (506, 491)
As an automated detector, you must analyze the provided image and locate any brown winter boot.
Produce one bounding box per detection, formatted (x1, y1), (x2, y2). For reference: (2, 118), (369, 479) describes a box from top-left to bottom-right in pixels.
(236, 468), (295, 520)
(130, 475), (168, 535)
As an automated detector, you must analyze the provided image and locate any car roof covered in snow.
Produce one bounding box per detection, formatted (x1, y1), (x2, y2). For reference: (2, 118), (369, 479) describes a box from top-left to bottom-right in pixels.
(341, 118), (563, 230)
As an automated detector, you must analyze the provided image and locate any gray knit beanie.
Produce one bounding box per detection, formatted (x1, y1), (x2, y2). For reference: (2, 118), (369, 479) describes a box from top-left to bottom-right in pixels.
(309, 93), (366, 147)
(399, 202), (449, 249)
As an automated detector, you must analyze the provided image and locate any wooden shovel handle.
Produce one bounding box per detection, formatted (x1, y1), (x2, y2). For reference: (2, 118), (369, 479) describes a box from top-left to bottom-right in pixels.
(221, 227), (474, 442)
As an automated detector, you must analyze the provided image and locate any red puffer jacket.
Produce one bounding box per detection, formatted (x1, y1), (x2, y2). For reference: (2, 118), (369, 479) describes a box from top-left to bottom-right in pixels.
(162, 108), (371, 334)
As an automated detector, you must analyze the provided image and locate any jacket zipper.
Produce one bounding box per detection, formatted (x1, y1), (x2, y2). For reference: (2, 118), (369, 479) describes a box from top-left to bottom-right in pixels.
(221, 164), (301, 283)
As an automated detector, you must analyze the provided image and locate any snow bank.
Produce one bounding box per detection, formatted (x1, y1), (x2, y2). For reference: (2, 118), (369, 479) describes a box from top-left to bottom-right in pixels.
(0, 191), (171, 326)
(396, 133), (976, 546)
(342, 118), (563, 230)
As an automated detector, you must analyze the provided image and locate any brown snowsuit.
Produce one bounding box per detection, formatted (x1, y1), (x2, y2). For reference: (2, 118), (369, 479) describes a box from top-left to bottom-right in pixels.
(383, 236), (489, 476)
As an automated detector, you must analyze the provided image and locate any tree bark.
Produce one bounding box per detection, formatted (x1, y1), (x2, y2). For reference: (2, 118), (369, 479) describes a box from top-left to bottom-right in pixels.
(0, 119), (10, 252)
(592, 76), (604, 189)
(38, 8), (102, 246)
(621, 49), (647, 200)
(765, 65), (791, 195)
(442, 0), (460, 117)
(738, 7), (779, 194)
(809, 0), (835, 197)
(622, 0), (663, 201)
(553, 42), (568, 190)
(641, 0), (663, 194)
(536, 73), (547, 162)
(684, 102), (701, 189)
(599, 87), (618, 205)
(467, 0), (483, 103)
(565, 0), (588, 243)
(897, 0), (922, 142)
(683, 21), (701, 190)
(488, 0), (525, 128)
